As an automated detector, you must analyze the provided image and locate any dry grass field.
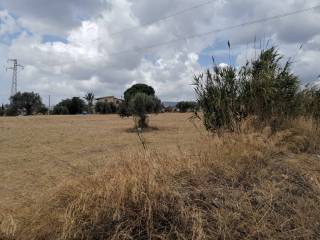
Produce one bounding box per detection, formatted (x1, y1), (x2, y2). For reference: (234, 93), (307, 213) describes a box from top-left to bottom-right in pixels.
(0, 113), (320, 239)
(0, 113), (202, 214)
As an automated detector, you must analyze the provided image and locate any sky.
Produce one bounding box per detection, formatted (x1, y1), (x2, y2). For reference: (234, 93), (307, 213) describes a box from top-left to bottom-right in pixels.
(0, 0), (320, 105)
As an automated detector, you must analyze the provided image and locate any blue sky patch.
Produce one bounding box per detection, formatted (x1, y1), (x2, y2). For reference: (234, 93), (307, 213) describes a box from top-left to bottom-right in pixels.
(198, 40), (238, 68)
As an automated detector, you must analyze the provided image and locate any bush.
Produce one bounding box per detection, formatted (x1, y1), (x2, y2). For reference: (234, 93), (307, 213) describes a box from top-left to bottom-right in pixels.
(311, 89), (320, 129)
(5, 106), (18, 116)
(176, 101), (197, 113)
(194, 65), (240, 132)
(53, 105), (69, 115)
(194, 46), (303, 133)
(129, 93), (161, 129)
(299, 87), (320, 129)
(0, 105), (5, 116)
(38, 105), (49, 115)
(118, 102), (131, 117)
(53, 97), (86, 115)
(95, 102), (117, 114)
(239, 47), (300, 125)
(8, 92), (45, 116)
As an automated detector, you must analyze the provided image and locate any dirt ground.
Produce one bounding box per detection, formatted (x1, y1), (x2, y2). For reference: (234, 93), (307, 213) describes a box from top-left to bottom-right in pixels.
(0, 113), (201, 215)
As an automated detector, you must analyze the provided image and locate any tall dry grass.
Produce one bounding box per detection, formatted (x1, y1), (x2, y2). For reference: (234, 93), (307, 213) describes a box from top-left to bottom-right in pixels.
(1, 118), (320, 240)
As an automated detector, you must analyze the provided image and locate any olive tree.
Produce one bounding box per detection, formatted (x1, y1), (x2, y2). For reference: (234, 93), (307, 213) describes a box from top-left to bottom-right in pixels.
(9, 92), (45, 116)
(128, 93), (161, 129)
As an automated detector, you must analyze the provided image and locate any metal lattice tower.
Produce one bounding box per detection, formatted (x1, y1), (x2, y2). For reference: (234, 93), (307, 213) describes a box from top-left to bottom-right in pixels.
(6, 59), (24, 97)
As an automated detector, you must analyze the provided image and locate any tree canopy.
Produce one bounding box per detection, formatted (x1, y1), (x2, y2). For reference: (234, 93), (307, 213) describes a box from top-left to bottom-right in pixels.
(119, 84), (161, 129)
(53, 97), (86, 115)
(95, 101), (117, 114)
(124, 84), (155, 102)
(8, 92), (45, 116)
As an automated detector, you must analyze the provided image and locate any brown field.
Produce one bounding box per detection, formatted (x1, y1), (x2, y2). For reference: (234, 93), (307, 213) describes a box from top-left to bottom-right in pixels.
(0, 113), (201, 214)
(0, 113), (320, 239)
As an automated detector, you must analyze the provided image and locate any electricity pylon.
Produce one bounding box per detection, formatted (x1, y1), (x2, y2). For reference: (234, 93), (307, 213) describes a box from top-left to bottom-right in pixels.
(6, 59), (24, 97)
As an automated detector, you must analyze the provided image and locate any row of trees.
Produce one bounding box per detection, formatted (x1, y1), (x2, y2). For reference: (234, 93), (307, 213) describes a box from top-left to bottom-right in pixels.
(193, 47), (320, 133)
(0, 92), (120, 116)
(52, 96), (120, 115)
(50, 83), (192, 129)
(0, 84), (163, 126)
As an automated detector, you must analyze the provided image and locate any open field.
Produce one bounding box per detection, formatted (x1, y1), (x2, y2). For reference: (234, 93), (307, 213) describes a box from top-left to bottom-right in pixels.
(0, 113), (320, 239)
(0, 113), (202, 214)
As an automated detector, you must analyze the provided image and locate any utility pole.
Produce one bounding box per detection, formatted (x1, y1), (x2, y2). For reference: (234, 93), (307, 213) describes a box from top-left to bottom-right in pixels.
(6, 59), (24, 97)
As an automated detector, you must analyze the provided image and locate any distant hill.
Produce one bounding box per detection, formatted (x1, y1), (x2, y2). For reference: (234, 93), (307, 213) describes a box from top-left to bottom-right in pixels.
(162, 101), (177, 108)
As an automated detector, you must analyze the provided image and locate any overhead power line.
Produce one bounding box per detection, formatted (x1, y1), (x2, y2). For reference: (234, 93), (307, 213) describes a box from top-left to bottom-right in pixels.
(109, 4), (320, 56)
(110, 0), (217, 36)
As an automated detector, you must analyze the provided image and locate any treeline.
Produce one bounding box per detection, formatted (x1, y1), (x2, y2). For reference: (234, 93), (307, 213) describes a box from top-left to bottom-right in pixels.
(0, 93), (121, 116)
(194, 47), (320, 133)
(53, 95), (119, 115)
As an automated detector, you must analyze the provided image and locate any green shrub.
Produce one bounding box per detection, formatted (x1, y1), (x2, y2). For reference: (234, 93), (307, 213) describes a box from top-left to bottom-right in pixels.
(95, 102), (117, 114)
(8, 92), (44, 116)
(118, 101), (131, 117)
(53, 105), (69, 115)
(194, 46), (302, 133)
(299, 87), (320, 129)
(239, 47), (300, 125)
(38, 105), (49, 115)
(176, 101), (197, 113)
(194, 65), (240, 132)
(129, 93), (161, 129)
(53, 97), (86, 115)
(0, 104), (5, 116)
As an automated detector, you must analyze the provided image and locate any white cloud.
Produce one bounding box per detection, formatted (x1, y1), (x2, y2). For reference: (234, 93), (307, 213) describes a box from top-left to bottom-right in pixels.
(0, 10), (17, 36)
(0, 0), (107, 35)
(0, 0), (320, 104)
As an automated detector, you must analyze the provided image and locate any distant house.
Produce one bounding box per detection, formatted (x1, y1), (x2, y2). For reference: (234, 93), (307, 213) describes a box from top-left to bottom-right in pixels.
(95, 96), (124, 106)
